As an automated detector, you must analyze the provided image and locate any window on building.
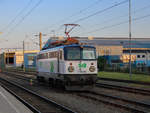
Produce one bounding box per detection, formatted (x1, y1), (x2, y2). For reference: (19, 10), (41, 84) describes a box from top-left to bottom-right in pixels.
(137, 55), (140, 58)
(142, 55), (145, 58)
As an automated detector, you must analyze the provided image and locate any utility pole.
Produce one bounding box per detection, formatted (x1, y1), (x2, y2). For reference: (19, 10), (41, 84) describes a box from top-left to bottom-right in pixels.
(39, 32), (42, 50)
(23, 41), (25, 72)
(35, 32), (47, 50)
(129, 0), (132, 78)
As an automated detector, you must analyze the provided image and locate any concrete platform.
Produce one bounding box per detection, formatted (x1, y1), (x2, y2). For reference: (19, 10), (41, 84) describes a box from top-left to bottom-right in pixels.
(0, 85), (33, 113)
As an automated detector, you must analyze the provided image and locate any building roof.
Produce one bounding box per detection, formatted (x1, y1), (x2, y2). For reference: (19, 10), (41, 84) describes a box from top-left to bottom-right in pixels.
(123, 50), (150, 53)
(46, 37), (150, 48)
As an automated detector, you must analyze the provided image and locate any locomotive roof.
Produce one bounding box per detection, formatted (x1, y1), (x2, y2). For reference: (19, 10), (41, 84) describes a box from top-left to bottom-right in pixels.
(39, 44), (95, 54)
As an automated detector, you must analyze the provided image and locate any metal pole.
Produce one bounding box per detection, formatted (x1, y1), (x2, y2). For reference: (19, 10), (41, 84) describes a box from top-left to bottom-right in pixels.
(39, 32), (42, 50)
(23, 41), (25, 72)
(129, 0), (132, 78)
(8, 49), (9, 65)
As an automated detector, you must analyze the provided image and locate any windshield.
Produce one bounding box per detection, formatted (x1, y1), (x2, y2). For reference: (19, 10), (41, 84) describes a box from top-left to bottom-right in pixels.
(65, 47), (81, 60)
(82, 48), (96, 59)
(64, 46), (96, 60)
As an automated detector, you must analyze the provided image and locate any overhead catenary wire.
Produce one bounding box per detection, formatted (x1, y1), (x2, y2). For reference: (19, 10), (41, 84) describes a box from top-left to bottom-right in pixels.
(58, 0), (103, 23)
(72, 0), (128, 23)
(83, 3), (150, 29)
(79, 13), (150, 35)
(0, 0), (33, 32)
(2, 0), (43, 49)
(52, 0), (129, 37)
(4, 0), (43, 37)
(56, 0), (128, 36)
(3, 0), (150, 49)
(36, 0), (103, 33)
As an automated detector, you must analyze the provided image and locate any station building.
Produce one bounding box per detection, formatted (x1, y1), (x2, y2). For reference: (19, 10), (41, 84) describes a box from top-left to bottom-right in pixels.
(95, 45), (123, 65)
(78, 37), (150, 67)
(122, 48), (150, 67)
(0, 50), (39, 68)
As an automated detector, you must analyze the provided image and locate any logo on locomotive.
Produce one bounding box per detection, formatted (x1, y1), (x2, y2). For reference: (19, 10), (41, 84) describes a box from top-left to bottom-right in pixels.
(78, 63), (87, 68)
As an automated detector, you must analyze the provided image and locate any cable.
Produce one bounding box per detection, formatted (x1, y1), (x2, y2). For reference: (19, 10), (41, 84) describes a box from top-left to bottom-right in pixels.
(51, 0), (128, 37)
(5, 0), (43, 37)
(72, 0), (128, 23)
(37, 0), (103, 33)
(3, 0), (43, 49)
(59, 0), (103, 23)
(85, 4), (150, 29)
(0, 0), (33, 32)
(79, 13), (150, 35)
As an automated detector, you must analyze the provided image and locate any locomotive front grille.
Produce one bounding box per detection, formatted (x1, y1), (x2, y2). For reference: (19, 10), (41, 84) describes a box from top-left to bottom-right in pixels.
(63, 74), (97, 85)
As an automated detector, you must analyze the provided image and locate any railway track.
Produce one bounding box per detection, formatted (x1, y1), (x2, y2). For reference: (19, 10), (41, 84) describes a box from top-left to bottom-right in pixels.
(99, 77), (150, 86)
(96, 82), (150, 96)
(4, 69), (36, 75)
(3, 71), (35, 81)
(76, 91), (150, 113)
(5, 71), (150, 96)
(3, 71), (150, 113)
(0, 77), (76, 113)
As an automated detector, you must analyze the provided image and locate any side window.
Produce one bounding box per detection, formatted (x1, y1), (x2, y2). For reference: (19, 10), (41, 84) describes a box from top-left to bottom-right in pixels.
(46, 53), (48, 58)
(49, 52), (51, 58)
(54, 52), (56, 58)
(48, 51), (58, 58)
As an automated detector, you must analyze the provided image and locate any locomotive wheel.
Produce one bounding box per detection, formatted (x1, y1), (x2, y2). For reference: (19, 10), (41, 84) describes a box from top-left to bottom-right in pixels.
(37, 76), (44, 83)
(55, 79), (64, 89)
(49, 78), (55, 87)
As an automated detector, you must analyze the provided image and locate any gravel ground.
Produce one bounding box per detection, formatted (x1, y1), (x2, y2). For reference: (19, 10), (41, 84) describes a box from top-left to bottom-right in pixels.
(7, 71), (150, 91)
(93, 85), (150, 105)
(0, 72), (131, 113)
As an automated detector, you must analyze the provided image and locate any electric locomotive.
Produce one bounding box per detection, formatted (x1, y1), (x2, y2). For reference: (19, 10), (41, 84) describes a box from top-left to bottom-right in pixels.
(36, 24), (97, 90)
(36, 38), (97, 90)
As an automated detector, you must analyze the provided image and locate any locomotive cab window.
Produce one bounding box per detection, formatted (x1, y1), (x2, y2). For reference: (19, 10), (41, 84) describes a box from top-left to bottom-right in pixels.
(64, 46), (96, 60)
(65, 47), (80, 60)
(82, 47), (96, 60)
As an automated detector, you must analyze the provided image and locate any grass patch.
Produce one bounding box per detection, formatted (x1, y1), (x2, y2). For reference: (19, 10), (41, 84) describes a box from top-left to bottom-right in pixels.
(98, 71), (150, 83)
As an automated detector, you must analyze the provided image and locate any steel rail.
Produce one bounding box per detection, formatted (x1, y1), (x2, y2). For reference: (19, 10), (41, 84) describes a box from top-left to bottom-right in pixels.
(2, 71), (150, 112)
(77, 93), (147, 113)
(99, 77), (150, 85)
(0, 77), (77, 113)
(3, 71), (34, 81)
(76, 90), (150, 113)
(96, 83), (150, 95)
(0, 82), (41, 113)
(86, 91), (150, 113)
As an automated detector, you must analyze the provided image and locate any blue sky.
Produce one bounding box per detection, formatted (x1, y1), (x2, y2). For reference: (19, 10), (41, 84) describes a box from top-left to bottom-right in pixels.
(0, 0), (150, 49)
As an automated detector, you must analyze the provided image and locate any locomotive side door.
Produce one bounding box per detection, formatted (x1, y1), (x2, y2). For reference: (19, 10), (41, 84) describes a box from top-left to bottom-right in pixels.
(58, 49), (65, 74)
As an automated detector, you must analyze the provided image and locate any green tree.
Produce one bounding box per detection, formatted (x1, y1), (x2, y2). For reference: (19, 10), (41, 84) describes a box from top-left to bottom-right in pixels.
(97, 56), (107, 71)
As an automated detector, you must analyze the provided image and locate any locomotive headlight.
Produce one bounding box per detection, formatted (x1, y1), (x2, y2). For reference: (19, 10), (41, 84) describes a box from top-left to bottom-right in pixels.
(89, 66), (95, 72)
(68, 66), (74, 72)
